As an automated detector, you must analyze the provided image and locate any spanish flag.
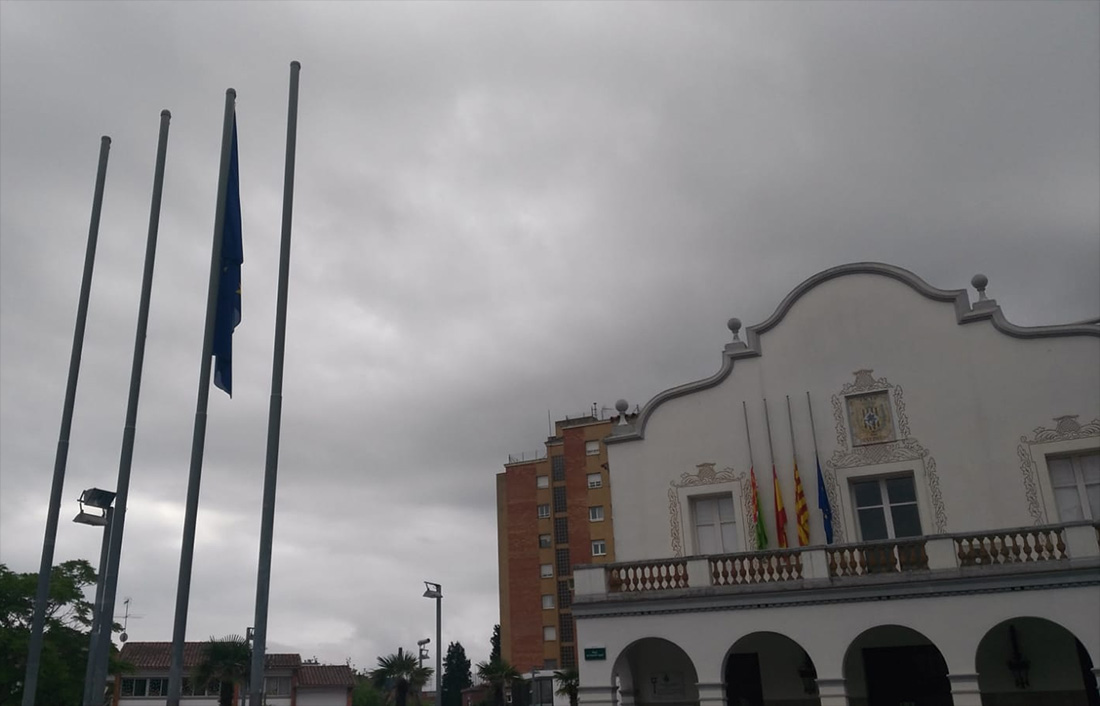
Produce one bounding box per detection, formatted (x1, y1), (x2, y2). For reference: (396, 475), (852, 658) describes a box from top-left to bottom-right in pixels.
(793, 461), (810, 546)
(773, 465), (788, 549)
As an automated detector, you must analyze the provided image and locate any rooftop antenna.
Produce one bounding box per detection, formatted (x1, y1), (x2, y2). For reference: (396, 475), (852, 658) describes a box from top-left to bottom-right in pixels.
(115, 597), (143, 643)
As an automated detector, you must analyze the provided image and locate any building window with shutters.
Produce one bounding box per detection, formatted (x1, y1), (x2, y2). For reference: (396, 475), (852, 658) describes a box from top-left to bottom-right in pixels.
(537, 504), (550, 519)
(1048, 452), (1100, 521)
(691, 495), (737, 554)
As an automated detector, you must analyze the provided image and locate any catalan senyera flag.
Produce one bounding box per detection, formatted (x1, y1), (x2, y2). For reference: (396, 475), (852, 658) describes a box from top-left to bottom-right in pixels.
(793, 460), (810, 546)
(750, 467), (768, 550)
(773, 465), (788, 549)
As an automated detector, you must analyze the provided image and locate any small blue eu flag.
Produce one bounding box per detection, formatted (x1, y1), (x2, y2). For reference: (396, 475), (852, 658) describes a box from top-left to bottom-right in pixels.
(212, 118), (242, 396)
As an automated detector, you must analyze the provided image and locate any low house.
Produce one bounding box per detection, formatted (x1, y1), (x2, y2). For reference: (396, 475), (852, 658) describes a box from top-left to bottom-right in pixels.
(115, 642), (353, 706)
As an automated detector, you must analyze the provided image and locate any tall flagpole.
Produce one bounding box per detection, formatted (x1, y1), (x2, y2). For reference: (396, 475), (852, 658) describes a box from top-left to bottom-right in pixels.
(250, 60), (301, 705)
(88, 110), (173, 705)
(167, 89), (236, 706)
(806, 391), (834, 544)
(763, 398), (787, 548)
(23, 135), (111, 706)
(742, 400), (756, 470)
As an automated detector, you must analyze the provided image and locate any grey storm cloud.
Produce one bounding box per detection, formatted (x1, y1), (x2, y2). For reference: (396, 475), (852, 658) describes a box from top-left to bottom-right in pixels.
(2, 0), (1097, 668)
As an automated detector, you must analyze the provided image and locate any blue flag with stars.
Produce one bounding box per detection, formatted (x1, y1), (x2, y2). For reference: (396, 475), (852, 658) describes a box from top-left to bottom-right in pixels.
(817, 456), (834, 544)
(212, 118), (242, 396)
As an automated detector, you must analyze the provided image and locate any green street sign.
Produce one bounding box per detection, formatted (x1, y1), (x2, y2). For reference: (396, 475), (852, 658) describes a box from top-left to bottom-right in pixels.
(584, 647), (606, 661)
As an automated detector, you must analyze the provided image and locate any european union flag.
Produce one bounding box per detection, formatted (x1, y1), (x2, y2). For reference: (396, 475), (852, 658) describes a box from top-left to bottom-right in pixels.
(212, 118), (242, 396)
(816, 456), (834, 544)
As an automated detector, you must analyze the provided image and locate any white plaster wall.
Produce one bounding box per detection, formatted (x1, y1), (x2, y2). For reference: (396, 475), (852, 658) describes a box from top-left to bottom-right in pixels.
(608, 273), (1100, 560)
(297, 687), (348, 706)
(575, 583), (1100, 687)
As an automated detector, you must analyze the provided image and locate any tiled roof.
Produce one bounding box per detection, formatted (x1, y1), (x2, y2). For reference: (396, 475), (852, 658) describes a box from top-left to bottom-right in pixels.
(297, 664), (356, 687)
(118, 642), (300, 670)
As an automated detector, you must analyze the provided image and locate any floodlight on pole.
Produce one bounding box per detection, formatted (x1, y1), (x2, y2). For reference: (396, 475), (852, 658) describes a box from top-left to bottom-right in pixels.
(73, 488), (116, 706)
(422, 582), (442, 706)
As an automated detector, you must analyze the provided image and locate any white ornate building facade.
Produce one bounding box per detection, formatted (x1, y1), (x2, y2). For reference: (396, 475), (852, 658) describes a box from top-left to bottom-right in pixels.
(571, 263), (1100, 706)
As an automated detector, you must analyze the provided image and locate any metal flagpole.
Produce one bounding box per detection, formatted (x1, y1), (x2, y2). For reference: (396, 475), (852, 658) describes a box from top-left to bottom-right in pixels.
(167, 89), (236, 706)
(763, 398), (787, 548)
(806, 392), (822, 470)
(90, 109), (173, 704)
(23, 135), (111, 706)
(762, 398), (777, 473)
(249, 60), (301, 705)
(785, 395), (798, 468)
(741, 400), (755, 469)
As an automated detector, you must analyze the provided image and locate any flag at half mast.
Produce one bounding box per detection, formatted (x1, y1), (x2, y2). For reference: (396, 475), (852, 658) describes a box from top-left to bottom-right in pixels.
(817, 456), (834, 544)
(773, 465), (788, 549)
(212, 118), (242, 396)
(793, 460), (810, 546)
(750, 467), (767, 550)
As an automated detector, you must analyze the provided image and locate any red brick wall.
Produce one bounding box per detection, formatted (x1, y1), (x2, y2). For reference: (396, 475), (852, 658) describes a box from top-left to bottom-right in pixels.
(503, 463), (543, 671)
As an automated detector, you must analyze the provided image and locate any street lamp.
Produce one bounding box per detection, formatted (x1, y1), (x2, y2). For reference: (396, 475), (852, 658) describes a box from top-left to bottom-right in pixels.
(423, 582), (442, 706)
(74, 487), (116, 706)
(418, 638), (431, 669)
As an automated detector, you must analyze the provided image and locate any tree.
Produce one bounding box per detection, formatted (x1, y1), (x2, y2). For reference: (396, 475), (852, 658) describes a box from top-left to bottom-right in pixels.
(193, 635), (251, 706)
(489, 625), (501, 664)
(440, 642), (473, 706)
(353, 677), (387, 706)
(370, 648), (434, 706)
(0, 560), (120, 706)
(475, 659), (519, 706)
(553, 669), (579, 706)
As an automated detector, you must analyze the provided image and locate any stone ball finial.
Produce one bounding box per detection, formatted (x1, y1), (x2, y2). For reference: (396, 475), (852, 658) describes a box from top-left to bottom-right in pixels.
(727, 317), (742, 340)
(971, 273), (989, 301)
(615, 399), (629, 414)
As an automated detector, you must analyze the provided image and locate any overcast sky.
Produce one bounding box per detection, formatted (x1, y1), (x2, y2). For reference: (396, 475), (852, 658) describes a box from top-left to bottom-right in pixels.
(2, 0), (1097, 672)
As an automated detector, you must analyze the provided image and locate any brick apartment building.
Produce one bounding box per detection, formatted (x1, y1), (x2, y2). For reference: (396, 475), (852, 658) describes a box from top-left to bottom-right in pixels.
(496, 411), (633, 678)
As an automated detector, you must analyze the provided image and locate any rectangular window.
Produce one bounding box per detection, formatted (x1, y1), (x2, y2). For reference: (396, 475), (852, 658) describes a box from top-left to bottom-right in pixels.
(554, 517), (569, 544)
(589, 506), (604, 522)
(133, 679), (148, 697)
(561, 645), (577, 669)
(585, 440), (600, 456)
(556, 548), (571, 576)
(551, 455), (566, 482)
(557, 579), (572, 608)
(692, 495), (737, 554)
(1049, 452), (1100, 521)
(265, 677), (292, 696)
(587, 472), (603, 489)
(537, 504), (550, 519)
(591, 539), (607, 556)
(543, 626), (557, 641)
(537, 475), (549, 489)
(852, 474), (922, 541)
(181, 678), (195, 697)
(553, 487), (567, 513)
(540, 563), (553, 578)
(539, 534), (552, 548)
(121, 679), (136, 698)
(542, 594), (554, 609)
(147, 678), (168, 697)
(559, 613), (575, 642)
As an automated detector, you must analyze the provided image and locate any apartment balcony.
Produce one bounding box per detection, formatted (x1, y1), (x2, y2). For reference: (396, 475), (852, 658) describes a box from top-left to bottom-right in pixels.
(573, 521), (1100, 604)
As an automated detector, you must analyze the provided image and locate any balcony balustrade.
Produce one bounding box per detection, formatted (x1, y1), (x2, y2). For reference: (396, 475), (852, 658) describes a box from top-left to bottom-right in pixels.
(572, 521), (1100, 600)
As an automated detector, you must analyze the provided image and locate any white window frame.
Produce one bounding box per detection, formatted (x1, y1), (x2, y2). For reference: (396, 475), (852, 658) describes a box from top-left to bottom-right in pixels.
(849, 473), (921, 541)
(587, 472), (603, 489)
(543, 626), (557, 641)
(1046, 450), (1100, 522)
(536, 475), (549, 489)
(585, 440), (600, 456)
(676, 481), (747, 555)
(1026, 435), (1100, 522)
(541, 594), (554, 609)
(538, 534), (551, 548)
(588, 506), (604, 522)
(591, 539), (607, 556)
(690, 494), (738, 555)
(833, 458), (935, 543)
(537, 504), (550, 519)
(540, 563), (553, 578)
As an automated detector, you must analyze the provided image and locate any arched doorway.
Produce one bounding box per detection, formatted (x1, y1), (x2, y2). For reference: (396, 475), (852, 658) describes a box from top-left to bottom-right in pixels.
(976, 617), (1100, 706)
(724, 632), (820, 706)
(611, 638), (699, 706)
(843, 625), (950, 706)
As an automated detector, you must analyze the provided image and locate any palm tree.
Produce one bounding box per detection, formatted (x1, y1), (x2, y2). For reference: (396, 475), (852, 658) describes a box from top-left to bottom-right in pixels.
(369, 649), (434, 706)
(552, 669), (579, 706)
(192, 635), (251, 706)
(475, 659), (520, 706)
